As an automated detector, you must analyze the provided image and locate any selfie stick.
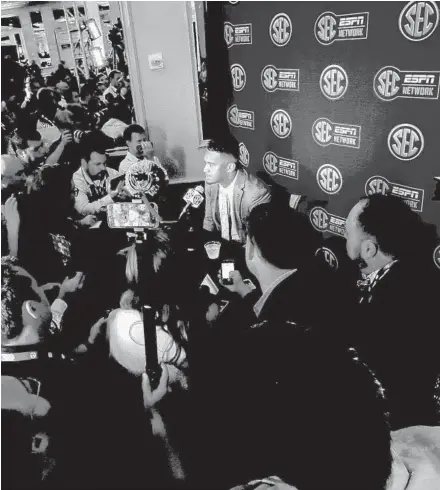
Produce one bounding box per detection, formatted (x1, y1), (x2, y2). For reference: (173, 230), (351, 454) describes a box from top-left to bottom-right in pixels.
(143, 305), (161, 390)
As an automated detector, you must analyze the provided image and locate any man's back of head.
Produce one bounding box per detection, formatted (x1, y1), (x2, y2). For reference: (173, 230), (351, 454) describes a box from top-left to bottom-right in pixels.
(246, 202), (321, 271)
(357, 194), (438, 266)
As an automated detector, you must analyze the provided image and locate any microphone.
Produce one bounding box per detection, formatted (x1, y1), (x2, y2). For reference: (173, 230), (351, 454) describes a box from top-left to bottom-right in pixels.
(179, 185), (204, 219)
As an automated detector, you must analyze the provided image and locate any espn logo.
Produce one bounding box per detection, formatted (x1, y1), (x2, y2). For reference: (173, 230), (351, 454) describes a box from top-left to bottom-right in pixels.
(312, 118), (361, 149)
(261, 65), (299, 92)
(224, 22), (252, 48)
(365, 175), (425, 212)
(374, 66), (440, 101)
(227, 104), (255, 130)
(310, 207), (346, 237)
(262, 151), (299, 180)
(315, 11), (369, 45)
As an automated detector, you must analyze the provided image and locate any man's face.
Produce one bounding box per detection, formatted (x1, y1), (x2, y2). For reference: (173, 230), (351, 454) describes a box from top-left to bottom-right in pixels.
(26, 138), (48, 163)
(345, 201), (367, 262)
(203, 150), (233, 185)
(128, 132), (147, 159)
(71, 91), (80, 104)
(111, 73), (123, 88)
(85, 151), (108, 178)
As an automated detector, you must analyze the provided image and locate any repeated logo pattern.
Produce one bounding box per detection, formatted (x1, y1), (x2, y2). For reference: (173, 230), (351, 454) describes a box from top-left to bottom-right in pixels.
(223, 2), (438, 242)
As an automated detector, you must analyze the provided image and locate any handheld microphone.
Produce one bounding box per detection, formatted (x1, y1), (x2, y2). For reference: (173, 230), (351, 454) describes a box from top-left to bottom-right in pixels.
(178, 185), (204, 219)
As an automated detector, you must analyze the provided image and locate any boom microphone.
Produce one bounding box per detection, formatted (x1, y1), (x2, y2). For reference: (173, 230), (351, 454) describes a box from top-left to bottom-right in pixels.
(178, 185), (205, 219)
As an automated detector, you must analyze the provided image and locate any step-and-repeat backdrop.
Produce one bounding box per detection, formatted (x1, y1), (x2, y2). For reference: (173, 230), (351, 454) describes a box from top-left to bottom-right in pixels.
(222, 1), (440, 271)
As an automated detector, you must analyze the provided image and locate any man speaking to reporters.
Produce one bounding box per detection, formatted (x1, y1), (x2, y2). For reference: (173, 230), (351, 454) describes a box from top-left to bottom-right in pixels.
(203, 135), (271, 244)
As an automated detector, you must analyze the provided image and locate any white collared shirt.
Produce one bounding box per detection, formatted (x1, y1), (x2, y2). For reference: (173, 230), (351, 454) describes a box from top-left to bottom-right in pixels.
(253, 269), (297, 318)
(218, 172), (239, 241)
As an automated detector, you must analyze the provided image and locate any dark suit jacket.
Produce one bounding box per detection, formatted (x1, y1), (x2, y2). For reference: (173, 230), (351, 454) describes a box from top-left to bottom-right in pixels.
(348, 260), (440, 429)
(203, 169), (271, 243)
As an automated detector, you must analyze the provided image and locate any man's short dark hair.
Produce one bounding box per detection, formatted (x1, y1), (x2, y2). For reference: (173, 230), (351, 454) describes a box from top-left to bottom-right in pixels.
(207, 135), (239, 161)
(80, 130), (111, 162)
(358, 194), (439, 261)
(109, 70), (121, 81)
(246, 202), (321, 270)
(123, 124), (145, 144)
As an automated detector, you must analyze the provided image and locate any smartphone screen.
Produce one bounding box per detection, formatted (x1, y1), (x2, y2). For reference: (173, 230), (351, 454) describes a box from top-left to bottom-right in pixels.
(221, 261), (235, 285)
(107, 202), (159, 229)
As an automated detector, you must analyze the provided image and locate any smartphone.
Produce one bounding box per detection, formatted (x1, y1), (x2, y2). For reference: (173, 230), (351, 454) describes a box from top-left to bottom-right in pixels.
(107, 202), (159, 229)
(221, 260), (235, 285)
(109, 173), (126, 191)
(143, 305), (161, 390)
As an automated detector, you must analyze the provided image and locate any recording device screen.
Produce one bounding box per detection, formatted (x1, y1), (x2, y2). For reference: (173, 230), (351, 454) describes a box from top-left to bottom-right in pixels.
(221, 260), (235, 285)
(107, 202), (159, 229)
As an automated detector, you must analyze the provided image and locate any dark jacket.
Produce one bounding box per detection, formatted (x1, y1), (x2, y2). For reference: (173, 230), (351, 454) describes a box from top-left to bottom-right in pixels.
(191, 320), (392, 490)
(348, 260), (440, 429)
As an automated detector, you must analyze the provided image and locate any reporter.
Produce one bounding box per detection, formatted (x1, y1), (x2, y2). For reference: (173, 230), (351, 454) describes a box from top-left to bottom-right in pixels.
(72, 130), (124, 219)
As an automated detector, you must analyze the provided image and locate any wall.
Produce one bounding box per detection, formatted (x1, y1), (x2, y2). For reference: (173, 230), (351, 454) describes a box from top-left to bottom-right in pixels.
(123, 1), (205, 183)
(223, 1), (440, 268)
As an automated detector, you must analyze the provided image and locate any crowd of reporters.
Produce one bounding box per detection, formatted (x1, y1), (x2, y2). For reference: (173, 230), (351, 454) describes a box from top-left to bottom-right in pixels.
(1, 55), (440, 490)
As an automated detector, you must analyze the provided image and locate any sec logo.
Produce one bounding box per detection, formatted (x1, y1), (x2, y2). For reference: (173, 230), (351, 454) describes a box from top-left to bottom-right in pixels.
(270, 13), (292, 47)
(270, 109), (292, 139)
(365, 176), (390, 196)
(434, 245), (440, 269)
(374, 67), (401, 101)
(388, 123), (424, 161)
(310, 207), (329, 232)
(239, 142), (249, 167)
(315, 12), (338, 44)
(227, 105), (239, 126)
(261, 65), (278, 92)
(262, 151), (278, 175)
(320, 65), (348, 100)
(316, 164), (343, 195)
(224, 23), (234, 47)
(312, 119), (332, 145)
(315, 247), (339, 270)
(399, 1), (439, 41)
(231, 64), (246, 91)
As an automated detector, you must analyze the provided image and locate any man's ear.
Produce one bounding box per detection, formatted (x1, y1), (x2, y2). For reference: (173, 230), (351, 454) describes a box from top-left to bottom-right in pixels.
(361, 238), (378, 259)
(227, 161), (237, 173)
